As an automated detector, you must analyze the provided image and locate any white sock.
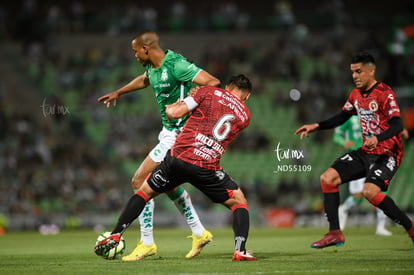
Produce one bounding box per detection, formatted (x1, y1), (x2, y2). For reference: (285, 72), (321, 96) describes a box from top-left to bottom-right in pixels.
(342, 196), (360, 212)
(138, 199), (154, 246)
(376, 208), (387, 230)
(169, 187), (205, 237)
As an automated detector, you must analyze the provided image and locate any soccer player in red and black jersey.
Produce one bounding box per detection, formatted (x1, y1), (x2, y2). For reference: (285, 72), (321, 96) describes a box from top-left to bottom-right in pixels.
(295, 52), (414, 249)
(95, 74), (257, 261)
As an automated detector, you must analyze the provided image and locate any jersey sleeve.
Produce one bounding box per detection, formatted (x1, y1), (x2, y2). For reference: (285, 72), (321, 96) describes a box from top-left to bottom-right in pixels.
(382, 90), (401, 120)
(342, 91), (357, 115)
(174, 59), (202, 82)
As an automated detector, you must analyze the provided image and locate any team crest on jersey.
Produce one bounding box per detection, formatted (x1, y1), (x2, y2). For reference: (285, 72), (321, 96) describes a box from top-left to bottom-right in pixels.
(161, 68), (168, 81)
(369, 100), (378, 111)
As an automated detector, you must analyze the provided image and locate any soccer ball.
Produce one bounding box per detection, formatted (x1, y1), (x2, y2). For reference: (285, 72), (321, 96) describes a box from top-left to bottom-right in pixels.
(96, 231), (126, 260)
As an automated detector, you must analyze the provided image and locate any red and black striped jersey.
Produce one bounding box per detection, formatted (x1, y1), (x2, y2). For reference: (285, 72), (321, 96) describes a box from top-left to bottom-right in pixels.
(342, 82), (404, 165)
(171, 86), (251, 170)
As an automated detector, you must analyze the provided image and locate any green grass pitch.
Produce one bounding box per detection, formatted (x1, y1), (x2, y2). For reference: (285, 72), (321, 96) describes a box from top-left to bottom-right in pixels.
(0, 227), (412, 274)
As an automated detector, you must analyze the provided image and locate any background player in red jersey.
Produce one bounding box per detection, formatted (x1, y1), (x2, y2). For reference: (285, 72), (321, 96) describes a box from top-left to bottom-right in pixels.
(295, 52), (414, 249)
(95, 74), (257, 261)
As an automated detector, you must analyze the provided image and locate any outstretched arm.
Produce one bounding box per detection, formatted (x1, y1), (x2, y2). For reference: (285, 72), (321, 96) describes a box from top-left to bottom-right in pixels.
(98, 74), (150, 108)
(295, 111), (352, 140)
(193, 70), (221, 87)
(295, 123), (320, 140)
(317, 110), (352, 130)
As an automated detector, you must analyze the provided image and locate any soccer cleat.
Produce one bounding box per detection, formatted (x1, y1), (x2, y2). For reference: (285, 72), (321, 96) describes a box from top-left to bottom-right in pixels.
(407, 221), (414, 245)
(338, 205), (348, 230)
(310, 230), (345, 249)
(185, 230), (213, 258)
(122, 241), (157, 261)
(232, 250), (257, 261)
(376, 227), (392, 236)
(94, 233), (121, 256)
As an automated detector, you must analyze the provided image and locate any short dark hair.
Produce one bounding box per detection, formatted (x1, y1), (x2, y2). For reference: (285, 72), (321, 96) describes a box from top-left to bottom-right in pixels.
(351, 52), (376, 65)
(228, 74), (252, 92)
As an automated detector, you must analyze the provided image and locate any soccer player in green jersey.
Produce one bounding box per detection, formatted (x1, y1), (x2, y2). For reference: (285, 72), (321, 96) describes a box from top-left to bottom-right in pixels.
(333, 115), (392, 236)
(98, 31), (220, 261)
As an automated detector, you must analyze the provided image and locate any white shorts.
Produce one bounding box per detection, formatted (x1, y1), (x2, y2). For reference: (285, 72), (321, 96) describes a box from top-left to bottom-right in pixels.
(348, 177), (366, 194)
(149, 127), (181, 163)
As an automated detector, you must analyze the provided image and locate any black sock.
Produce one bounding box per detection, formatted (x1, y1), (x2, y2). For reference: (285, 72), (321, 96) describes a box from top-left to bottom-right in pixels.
(233, 208), (249, 252)
(324, 192), (340, 231)
(111, 194), (147, 234)
(377, 195), (412, 231)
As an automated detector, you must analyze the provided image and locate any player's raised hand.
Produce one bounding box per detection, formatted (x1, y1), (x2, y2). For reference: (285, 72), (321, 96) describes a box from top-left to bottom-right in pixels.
(98, 91), (119, 108)
(295, 123), (319, 140)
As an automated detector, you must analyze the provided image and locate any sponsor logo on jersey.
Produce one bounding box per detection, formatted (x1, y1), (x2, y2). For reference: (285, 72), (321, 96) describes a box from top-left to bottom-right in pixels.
(195, 133), (225, 154)
(216, 91), (248, 122)
(161, 68), (168, 81)
(357, 107), (380, 136)
(193, 148), (212, 160)
(353, 98), (380, 136)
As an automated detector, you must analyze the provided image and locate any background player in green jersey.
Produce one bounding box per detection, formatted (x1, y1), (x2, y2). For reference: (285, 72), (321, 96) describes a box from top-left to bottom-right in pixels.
(333, 115), (392, 236)
(98, 30), (220, 261)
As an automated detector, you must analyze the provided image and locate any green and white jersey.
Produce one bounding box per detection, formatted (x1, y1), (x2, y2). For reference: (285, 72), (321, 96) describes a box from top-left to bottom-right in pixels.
(144, 50), (202, 130)
(333, 115), (363, 150)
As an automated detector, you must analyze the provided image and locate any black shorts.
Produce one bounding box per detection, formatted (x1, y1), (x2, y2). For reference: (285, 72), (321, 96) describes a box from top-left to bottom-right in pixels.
(148, 153), (239, 203)
(331, 148), (398, 191)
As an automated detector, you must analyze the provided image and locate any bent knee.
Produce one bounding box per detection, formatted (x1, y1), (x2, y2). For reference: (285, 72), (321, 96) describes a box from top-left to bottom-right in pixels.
(362, 184), (381, 201)
(224, 189), (247, 208)
(320, 173), (336, 185)
(320, 169), (341, 186)
(232, 190), (247, 204)
(131, 174), (145, 190)
(234, 196), (247, 206)
(362, 189), (374, 200)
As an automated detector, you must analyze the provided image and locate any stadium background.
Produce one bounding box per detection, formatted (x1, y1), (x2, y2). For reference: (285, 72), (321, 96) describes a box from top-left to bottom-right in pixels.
(0, 0), (413, 231)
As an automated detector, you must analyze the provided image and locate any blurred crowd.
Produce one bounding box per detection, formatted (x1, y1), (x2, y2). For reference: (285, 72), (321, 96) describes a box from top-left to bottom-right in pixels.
(1, 0), (414, 229)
